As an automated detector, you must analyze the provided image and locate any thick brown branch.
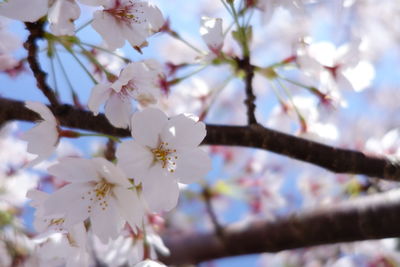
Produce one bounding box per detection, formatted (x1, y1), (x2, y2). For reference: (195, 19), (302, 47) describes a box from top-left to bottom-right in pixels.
(1, 97), (400, 181)
(24, 21), (60, 107)
(159, 189), (400, 265)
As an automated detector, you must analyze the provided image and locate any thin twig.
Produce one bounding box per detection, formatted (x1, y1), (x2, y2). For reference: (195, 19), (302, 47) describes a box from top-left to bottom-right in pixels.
(202, 186), (224, 238)
(24, 21), (60, 107)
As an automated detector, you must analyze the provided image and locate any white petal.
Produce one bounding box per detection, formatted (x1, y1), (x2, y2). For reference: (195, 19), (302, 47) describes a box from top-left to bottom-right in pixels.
(48, 0), (81, 36)
(48, 158), (98, 183)
(0, 0), (48, 22)
(162, 114), (206, 149)
(91, 196), (124, 243)
(43, 183), (91, 226)
(142, 165), (179, 212)
(104, 93), (132, 128)
(25, 101), (57, 124)
(116, 140), (153, 183)
(114, 186), (145, 231)
(131, 108), (168, 148)
(174, 148), (211, 184)
(92, 10), (125, 50)
(91, 157), (131, 187)
(88, 82), (112, 115)
(21, 121), (58, 162)
(200, 17), (223, 52)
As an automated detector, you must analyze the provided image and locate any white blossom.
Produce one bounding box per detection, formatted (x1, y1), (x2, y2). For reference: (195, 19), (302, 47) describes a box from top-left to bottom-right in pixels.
(0, 0), (80, 35)
(90, 0), (164, 50)
(42, 157), (146, 243)
(21, 102), (59, 167)
(116, 108), (211, 212)
(88, 60), (162, 128)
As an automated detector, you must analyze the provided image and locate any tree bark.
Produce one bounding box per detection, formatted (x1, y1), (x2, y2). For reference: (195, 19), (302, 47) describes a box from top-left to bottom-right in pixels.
(159, 189), (400, 265)
(1, 97), (399, 181)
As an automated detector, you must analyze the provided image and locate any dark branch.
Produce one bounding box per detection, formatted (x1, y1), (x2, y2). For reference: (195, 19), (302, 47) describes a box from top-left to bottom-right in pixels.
(159, 189), (400, 265)
(1, 97), (400, 181)
(237, 56), (257, 125)
(24, 21), (60, 107)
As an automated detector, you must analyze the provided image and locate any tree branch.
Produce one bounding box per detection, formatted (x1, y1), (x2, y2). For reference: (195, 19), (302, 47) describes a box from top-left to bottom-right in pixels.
(24, 21), (60, 107)
(159, 189), (400, 265)
(237, 56), (257, 125)
(1, 97), (400, 181)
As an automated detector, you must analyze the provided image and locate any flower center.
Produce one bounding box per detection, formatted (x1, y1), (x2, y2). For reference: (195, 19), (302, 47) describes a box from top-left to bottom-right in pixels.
(81, 179), (114, 213)
(105, 1), (146, 25)
(151, 142), (177, 172)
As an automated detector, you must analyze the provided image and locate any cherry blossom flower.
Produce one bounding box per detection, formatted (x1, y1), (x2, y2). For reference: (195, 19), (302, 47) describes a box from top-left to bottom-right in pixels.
(88, 60), (162, 128)
(89, 0), (164, 50)
(296, 40), (375, 93)
(116, 108), (211, 212)
(0, 18), (21, 72)
(134, 259), (167, 267)
(21, 102), (59, 167)
(200, 17), (224, 58)
(0, 0), (80, 35)
(42, 157), (146, 243)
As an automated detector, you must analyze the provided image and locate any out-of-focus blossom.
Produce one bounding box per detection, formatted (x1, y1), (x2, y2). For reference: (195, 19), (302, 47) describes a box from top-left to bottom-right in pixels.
(21, 102), (60, 167)
(88, 60), (163, 128)
(297, 40), (375, 93)
(200, 17), (224, 58)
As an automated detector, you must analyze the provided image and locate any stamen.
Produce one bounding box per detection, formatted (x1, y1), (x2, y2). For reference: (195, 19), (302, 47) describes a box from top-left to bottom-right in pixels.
(151, 141), (178, 172)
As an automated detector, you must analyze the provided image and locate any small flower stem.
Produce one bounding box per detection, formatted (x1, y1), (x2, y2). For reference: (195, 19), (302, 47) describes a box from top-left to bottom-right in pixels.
(68, 48), (98, 85)
(202, 185), (224, 239)
(276, 78), (307, 132)
(54, 49), (75, 96)
(199, 75), (234, 121)
(228, 1), (250, 57)
(168, 30), (204, 54)
(75, 19), (93, 33)
(80, 42), (131, 63)
(77, 133), (121, 143)
(76, 43), (114, 79)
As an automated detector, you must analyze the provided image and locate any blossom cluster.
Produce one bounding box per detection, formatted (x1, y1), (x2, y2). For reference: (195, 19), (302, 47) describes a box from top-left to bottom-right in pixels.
(1, 0), (400, 266)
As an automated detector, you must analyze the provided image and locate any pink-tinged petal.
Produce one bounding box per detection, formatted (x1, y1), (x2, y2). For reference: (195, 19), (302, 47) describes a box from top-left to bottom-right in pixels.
(90, 196), (124, 243)
(48, 0), (81, 36)
(131, 108), (168, 148)
(104, 93), (132, 128)
(174, 148), (211, 184)
(110, 62), (137, 92)
(43, 183), (91, 224)
(162, 114), (206, 149)
(114, 186), (145, 231)
(26, 189), (49, 208)
(200, 17), (223, 53)
(91, 157), (131, 187)
(135, 2), (164, 33)
(48, 158), (98, 183)
(88, 82), (112, 115)
(0, 0), (48, 22)
(92, 10), (125, 50)
(124, 23), (148, 47)
(21, 121), (59, 166)
(78, 0), (107, 6)
(25, 101), (57, 124)
(116, 140), (153, 183)
(142, 165), (179, 212)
